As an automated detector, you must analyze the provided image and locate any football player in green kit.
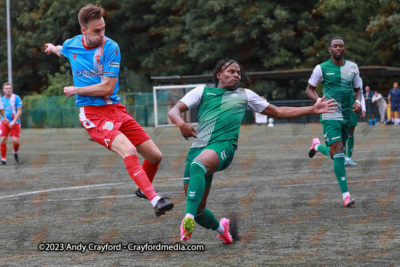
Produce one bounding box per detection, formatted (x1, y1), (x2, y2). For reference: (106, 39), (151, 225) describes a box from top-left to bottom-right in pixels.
(307, 37), (362, 208)
(168, 59), (337, 243)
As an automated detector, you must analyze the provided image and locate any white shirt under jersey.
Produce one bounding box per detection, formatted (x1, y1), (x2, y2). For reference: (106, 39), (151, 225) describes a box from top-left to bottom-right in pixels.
(180, 86), (269, 113)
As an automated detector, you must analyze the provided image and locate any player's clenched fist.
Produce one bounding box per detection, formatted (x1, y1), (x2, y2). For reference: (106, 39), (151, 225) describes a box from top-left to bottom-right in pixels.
(44, 43), (55, 55)
(64, 86), (76, 97)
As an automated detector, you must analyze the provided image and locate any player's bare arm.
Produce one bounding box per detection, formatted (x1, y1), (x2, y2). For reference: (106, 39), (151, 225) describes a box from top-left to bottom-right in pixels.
(44, 43), (64, 58)
(63, 76), (117, 97)
(8, 107), (22, 128)
(168, 101), (198, 140)
(261, 96), (337, 119)
(0, 109), (9, 124)
(353, 87), (362, 113)
(306, 83), (320, 102)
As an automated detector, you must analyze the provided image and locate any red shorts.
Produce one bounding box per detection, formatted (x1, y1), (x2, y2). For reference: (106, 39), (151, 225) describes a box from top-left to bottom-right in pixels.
(0, 121), (21, 137)
(79, 103), (150, 150)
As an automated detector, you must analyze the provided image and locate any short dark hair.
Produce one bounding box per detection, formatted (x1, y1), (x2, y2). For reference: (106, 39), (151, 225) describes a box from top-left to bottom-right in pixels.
(212, 59), (251, 88)
(328, 36), (345, 48)
(78, 4), (105, 28)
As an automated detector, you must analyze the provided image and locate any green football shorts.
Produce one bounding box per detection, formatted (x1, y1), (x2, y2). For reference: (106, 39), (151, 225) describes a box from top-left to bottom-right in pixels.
(321, 120), (350, 147)
(183, 142), (236, 187)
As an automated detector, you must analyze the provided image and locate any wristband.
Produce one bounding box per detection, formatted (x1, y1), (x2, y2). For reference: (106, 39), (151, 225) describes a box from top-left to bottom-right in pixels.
(355, 100), (361, 105)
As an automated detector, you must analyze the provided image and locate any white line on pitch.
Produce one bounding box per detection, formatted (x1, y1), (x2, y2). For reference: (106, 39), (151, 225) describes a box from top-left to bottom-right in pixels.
(0, 178), (394, 205)
(0, 182), (129, 200)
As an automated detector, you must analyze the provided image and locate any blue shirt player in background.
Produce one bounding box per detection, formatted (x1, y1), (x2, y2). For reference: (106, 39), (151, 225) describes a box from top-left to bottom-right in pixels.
(44, 4), (173, 217)
(1, 82), (22, 165)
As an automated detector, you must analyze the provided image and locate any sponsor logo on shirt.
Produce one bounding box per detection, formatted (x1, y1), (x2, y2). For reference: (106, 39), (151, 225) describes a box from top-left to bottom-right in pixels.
(326, 73), (335, 75)
(75, 69), (102, 78)
(207, 93), (216, 96)
(109, 62), (120, 68)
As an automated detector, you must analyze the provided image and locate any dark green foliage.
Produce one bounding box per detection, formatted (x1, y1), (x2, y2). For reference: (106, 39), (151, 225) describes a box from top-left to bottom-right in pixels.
(0, 0), (398, 98)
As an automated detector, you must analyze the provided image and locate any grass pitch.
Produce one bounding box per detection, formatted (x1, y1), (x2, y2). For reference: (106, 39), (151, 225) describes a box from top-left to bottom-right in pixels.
(0, 123), (399, 266)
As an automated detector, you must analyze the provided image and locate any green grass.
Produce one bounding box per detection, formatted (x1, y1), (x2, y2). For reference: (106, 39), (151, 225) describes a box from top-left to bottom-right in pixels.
(0, 124), (399, 266)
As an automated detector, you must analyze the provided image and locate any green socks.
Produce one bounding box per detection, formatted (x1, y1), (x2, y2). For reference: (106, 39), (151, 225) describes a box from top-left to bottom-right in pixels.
(316, 144), (331, 158)
(333, 152), (348, 193)
(346, 136), (354, 158)
(195, 208), (220, 230)
(186, 160), (207, 216)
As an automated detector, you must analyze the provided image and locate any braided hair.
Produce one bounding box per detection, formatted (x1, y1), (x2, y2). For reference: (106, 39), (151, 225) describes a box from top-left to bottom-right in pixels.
(212, 59), (251, 88)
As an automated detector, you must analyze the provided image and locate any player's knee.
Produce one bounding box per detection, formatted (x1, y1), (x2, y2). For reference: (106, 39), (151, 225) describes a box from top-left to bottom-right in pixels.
(122, 144), (137, 157)
(330, 145), (343, 156)
(198, 203), (206, 211)
(151, 152), (163, 165)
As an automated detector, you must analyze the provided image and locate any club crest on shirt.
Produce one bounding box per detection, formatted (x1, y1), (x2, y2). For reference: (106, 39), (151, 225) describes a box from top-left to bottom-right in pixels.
(95, 54), (101, 64)
(73, 54), (77, 59)
(103, 122), (114, 131)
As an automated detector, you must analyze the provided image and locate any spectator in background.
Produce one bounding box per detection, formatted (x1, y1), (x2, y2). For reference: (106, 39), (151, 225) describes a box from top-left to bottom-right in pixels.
(372, 90), (387, 124)
(388, 82), (400, 125)
(364, 86), (374, 121)
(254, 95), (268, 125)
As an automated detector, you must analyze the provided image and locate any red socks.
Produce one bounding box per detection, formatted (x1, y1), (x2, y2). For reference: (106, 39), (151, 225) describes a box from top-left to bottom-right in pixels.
(124, 155), (158, 201)
(142, 159), (159, 183)
(13, 143), (19, 153)
(1, 144), (6, 160)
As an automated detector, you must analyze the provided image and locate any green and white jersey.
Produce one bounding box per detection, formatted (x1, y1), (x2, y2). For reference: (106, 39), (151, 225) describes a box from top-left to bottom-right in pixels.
(308, 59), (362, 122)
(180, 86), (269, 148)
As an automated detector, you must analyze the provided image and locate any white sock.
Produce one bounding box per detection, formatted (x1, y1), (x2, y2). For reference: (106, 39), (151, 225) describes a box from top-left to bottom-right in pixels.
(150, 195), (161, 207)
(343, 192), (350, 201)
(185, 213), (194, 220)
(314, 144), (320, 151)
(216, 222), (225, 235)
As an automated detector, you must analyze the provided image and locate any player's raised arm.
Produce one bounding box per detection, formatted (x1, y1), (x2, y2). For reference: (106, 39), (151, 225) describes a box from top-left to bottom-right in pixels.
(261, 96), (337, 119)
(168, 101), (198, 140)
(44, 43), (64, 58)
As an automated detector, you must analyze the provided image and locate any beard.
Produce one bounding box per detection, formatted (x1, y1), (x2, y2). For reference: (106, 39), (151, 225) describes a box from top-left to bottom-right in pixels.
(332, 53), (344, 61)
